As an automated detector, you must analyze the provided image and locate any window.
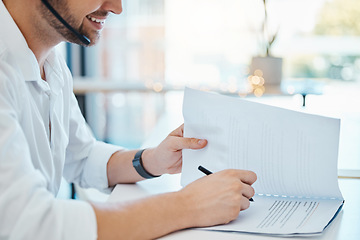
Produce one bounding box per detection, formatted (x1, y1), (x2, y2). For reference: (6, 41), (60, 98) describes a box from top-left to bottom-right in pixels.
(74, 0), (360, 172)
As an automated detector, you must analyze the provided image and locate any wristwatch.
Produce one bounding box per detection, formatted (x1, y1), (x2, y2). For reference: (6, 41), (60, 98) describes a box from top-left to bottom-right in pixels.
(132, 149), (160, 179)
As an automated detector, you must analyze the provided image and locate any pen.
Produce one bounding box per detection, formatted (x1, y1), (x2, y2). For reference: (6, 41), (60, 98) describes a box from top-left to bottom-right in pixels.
(198, 165), (254, 202)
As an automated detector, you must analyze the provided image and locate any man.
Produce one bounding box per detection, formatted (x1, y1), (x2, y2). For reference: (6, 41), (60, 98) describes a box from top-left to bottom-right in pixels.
(0, 0), (257, 239)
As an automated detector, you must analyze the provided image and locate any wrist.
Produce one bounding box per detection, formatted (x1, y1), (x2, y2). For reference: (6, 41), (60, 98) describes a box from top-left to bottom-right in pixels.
(141, 148), (163, 176)
(173, 190), (200, 228)
(132, 149), (161, 179)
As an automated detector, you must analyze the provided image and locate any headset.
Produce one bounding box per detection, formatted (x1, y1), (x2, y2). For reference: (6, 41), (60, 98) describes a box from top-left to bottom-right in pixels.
(41, 0), (91, 45)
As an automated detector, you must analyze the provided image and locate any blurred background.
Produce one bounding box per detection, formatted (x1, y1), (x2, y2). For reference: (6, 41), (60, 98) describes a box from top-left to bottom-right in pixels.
(58, 0), (360, 176)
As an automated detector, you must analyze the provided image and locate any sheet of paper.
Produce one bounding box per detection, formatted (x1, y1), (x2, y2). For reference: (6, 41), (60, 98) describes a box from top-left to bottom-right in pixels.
(202, 196), (344, 235)
(181, 88), (344, 235)
(181, 88), (343, 200)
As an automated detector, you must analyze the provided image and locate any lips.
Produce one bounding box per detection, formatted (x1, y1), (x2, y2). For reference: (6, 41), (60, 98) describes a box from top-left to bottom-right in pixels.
(85, 14), (107, 31)
(86, 15), (106, 25)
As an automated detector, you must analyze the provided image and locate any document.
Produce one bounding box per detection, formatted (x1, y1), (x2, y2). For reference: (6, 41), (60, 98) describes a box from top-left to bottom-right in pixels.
(181, 87), (344, 235)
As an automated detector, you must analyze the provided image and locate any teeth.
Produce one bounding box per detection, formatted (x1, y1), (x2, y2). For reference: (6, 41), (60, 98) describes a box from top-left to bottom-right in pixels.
(87, 15), (105, 25)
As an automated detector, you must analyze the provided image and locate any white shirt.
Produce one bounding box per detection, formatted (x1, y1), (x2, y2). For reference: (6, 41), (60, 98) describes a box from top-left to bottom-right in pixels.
(0, 1), (122, 239)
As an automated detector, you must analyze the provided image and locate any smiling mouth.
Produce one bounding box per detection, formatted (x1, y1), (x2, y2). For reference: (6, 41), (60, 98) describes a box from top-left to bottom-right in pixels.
(86, 15), (106, 25)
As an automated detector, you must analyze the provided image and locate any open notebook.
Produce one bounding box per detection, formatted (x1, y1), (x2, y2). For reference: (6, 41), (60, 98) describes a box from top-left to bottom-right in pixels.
(181, 88), (344, 236)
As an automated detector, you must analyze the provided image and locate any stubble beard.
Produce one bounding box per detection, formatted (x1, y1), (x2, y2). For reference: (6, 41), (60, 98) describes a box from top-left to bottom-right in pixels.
(38, 0), (99, 46)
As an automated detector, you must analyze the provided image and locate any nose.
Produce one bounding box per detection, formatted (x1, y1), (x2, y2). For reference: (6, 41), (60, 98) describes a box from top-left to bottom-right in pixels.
(103, 0), (123, 15)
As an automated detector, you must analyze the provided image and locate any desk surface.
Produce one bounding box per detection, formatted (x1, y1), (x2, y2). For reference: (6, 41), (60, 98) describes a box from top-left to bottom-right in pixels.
(108, 174), (360, 240)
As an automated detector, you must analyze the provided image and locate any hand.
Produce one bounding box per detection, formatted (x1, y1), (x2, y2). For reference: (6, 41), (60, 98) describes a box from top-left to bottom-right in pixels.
(142, 124), (207, 176)
(94, 170), (255, 240)
(179, 169), (257, 227)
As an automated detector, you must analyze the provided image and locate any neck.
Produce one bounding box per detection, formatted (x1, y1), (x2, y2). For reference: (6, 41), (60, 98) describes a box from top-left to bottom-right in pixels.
(3, 0), (61, 79)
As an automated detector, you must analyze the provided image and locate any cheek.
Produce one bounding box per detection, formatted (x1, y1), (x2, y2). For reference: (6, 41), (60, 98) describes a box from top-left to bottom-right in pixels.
(70, 0), (102, 18)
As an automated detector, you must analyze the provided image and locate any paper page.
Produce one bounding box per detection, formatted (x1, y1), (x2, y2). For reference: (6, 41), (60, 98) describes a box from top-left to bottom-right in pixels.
(181, 88), (343, 199)
(202, 196), (344, 235)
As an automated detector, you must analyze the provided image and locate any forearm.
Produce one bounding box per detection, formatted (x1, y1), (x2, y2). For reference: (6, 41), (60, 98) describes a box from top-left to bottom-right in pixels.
(107, 149), (141, 186)
(96, 169), (257, 239)
(91, 191), (194, 240)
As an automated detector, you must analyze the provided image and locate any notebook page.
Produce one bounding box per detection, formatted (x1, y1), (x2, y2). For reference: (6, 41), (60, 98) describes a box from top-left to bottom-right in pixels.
(202, 195), (344, 235)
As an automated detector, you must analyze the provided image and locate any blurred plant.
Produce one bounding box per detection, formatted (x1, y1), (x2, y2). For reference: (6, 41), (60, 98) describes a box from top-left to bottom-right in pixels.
(261, 0), (278, 57)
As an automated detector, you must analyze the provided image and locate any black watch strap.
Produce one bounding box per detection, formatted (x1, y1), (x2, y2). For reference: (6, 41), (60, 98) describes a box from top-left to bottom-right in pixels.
(132, 149), (160, 179)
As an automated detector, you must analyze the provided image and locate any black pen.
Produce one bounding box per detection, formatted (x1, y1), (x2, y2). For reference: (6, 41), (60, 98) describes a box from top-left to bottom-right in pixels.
(198, 165), (254, 202)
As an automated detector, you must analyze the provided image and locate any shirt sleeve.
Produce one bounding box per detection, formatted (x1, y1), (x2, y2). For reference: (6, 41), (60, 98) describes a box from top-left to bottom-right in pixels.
(0, 64), (97, 240)
(63, 87), (124, 193)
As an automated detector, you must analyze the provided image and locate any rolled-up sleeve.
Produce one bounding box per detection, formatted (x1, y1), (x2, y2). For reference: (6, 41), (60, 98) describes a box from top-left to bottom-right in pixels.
(63, 92), (123, 193)
(82, 141), (124, 192)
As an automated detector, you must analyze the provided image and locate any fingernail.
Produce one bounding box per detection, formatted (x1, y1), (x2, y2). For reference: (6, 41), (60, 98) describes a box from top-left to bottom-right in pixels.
(198, 139), (206, 145)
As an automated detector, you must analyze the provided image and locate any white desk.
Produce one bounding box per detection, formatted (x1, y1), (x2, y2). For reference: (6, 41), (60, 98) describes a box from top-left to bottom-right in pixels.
(108, 174), (360, 240)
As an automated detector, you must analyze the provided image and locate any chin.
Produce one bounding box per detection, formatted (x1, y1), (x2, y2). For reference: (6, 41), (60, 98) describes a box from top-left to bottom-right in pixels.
(85, 32), (101, 46)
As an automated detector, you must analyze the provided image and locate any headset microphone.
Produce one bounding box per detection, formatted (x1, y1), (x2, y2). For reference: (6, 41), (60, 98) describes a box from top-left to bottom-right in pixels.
(41, 0), (91, 45)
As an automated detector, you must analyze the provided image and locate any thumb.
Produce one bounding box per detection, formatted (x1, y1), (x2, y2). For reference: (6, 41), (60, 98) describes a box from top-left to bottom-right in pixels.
(172, 137), (207, 151)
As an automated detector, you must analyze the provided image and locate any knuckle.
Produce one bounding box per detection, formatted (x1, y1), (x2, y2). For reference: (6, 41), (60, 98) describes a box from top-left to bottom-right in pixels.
(235, 194), (242, 203)
(229, 192), (242, 202)
(230, 181), (242, 192)
(226, 169), (238, 177)
(249, 170), (257, 182)
(167, 137), (179, 149)
(251, 186), (255, 196)
(191, 137), (199, 145)
(182, 138), (197, 149)
(241, 198), (251, 210)
(165, 135), (174, 144)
